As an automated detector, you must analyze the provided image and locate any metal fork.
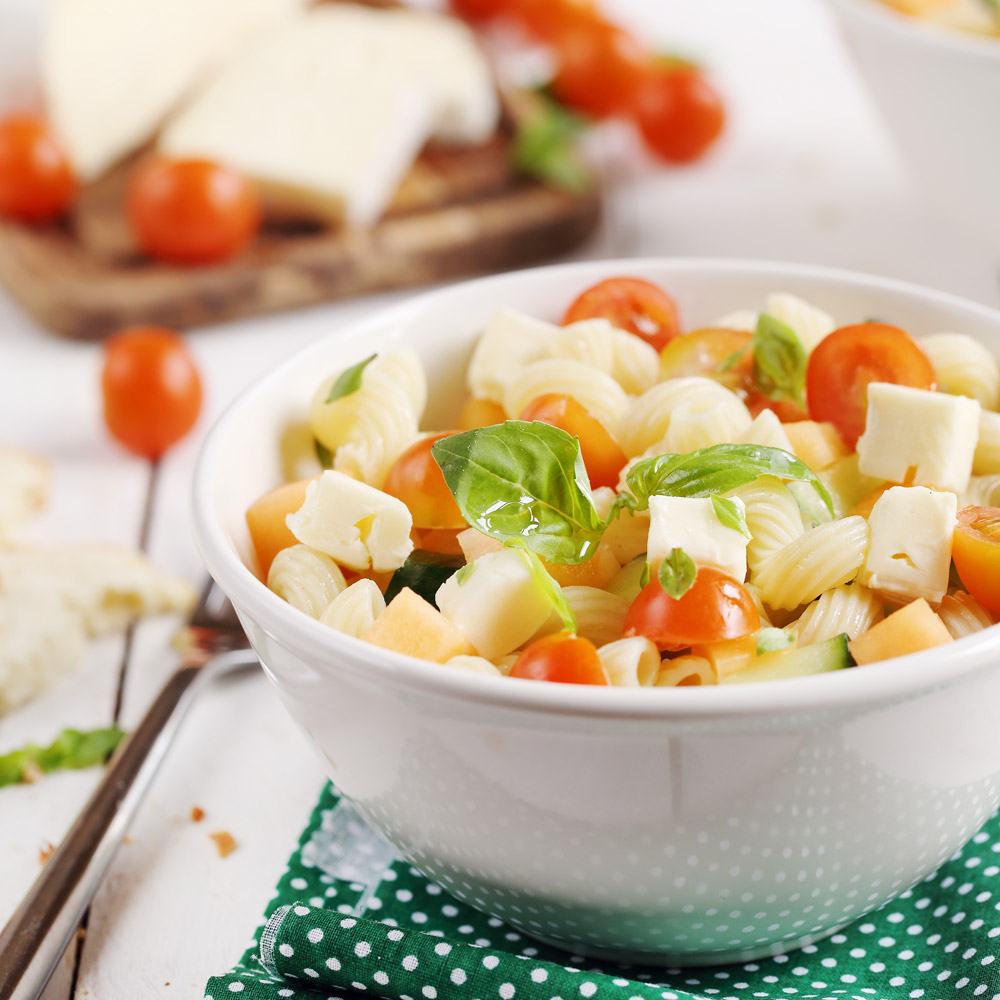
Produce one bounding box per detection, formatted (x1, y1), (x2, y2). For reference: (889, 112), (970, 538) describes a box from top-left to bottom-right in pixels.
(0, 579), (258, 1000)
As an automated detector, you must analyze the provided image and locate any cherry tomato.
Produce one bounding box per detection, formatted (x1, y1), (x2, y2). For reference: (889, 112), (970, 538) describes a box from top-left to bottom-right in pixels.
(509, 0), (601, 40)
(551, 21), (649, 119)
(102, 326), (203, 459)
(805, 322), (936, 448)
(519, 394), (627, 489)
(633, 66), (726, 165)
(126, 157), (260, 265)
(510, 631), (610, 685)
(563, 276), (681, 352)
(622, 567), (760, 652)
(658, 327), (753, 393)
(746, 392), (810, 424)
(0, 114), (77, 222)
(449, 0), (507, 21)
(458, 395), (506, 430)
(952, 506), (1000, 616)
(384, 431), (467, 530)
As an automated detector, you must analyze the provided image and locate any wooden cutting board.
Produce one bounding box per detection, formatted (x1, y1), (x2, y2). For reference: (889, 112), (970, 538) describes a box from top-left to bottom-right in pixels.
(0, 128), (601, 340)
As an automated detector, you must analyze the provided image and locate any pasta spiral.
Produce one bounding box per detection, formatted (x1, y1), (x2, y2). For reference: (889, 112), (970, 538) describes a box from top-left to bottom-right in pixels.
(963, 474), (1000, 507)
(504, 358), (629, 431)
(655, 655), (715, 687)
(268, 544), (347, 619)
(597, 637), (660, 687)
(919, 333), (1000, 409)
(730, 477), (806, 579)
(936, 591), (995, 639)
(319, 578), (385, 637)
(563, 586), (631, 647)
(789, 583), (884, 645)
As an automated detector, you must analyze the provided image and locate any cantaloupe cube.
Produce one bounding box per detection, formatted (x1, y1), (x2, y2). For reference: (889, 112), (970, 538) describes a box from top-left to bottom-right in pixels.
(542, 541), (619, 589)
(246, 478), (313, 578)
(362, 587), (475, 663)
(458, 396), (507, 430)
(848, 598), (953, 665)
(784, 421), (849, 471)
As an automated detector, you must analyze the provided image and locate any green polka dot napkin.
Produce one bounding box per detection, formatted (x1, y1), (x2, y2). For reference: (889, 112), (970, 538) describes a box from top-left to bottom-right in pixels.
(204, 785), (1000, 1000)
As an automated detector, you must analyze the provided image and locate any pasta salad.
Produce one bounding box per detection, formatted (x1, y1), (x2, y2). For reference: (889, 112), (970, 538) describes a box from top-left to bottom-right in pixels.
(246, 275), (1000, 687)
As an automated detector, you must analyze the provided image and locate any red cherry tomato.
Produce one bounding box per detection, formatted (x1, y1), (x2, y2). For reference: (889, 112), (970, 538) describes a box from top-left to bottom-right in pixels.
(448, 0), (508, 21)
(0, 114), (77, 222)
(633, 66), (726, 165)
(563, 276), (681, 352)
(384, 431), (467, 530)
(510, 631), (610, 685)
(508, 0), (600, 40)
(102, 326), (203, 459)
(519, 394), (627, 490)
(127, 157), (260, 265)
(658, 327), (753, 392)
(952, 506), (1000, 616)
(551, 21), (649, 119)
(805, 322), (937, 448)
(622, 567), (760, 652)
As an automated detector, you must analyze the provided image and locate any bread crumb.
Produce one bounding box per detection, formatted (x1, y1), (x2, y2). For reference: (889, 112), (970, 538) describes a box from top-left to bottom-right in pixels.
(38, 841), (54, 864)
(190, 806), (205, 822)
(209, 831), (237, 857)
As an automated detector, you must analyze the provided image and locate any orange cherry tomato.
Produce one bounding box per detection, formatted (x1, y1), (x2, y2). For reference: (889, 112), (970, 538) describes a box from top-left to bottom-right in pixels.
(508, 0), (600, 40)
(102, 326), (203, 459)
(805, 322), (937, 449)
(563, 276), (681, 352)
(952, 506), (1000, 616)
(384, 431), (467, 530)
(622, 567), (760, 652)
(633, 66), (726, 165)
(0, 114), (77, 222)
(519, 393), (627, 490)
(127, 157), (260, 265)
(510, 631), (610, 685)
(551, 21), (650, 119)
(658, 327), (753, 393)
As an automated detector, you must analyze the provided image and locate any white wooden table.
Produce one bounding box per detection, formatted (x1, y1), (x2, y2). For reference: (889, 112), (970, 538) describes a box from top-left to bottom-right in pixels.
(1, 1), (997, 996)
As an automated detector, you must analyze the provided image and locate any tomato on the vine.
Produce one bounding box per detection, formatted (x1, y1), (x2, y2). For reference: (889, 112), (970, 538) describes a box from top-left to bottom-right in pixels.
(0, 114), (77, 222)
(384, 431), (467, 530)
(510, 631), (610, 685)
(563, 276), (681, 352)
(101, 326), (203, 459)
(127, 157), (260, 265)
(633, 66), (726, 165)
(952, 506), (1000, 615)
(622, 567), (760, 651)
(805, 322), (937, 448)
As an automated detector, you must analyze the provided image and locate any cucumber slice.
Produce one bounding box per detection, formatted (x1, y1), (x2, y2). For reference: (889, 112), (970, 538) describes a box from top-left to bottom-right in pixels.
(383, 550), (465, 609)
(721, 632), (853, 684)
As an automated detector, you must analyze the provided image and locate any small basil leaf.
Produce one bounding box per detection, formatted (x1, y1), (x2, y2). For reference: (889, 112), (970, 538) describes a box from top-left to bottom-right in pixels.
(639, 560), (651, 589)
(756, 627), (795, 654)
(519, 549), (577, 632)
(657, 548), (697, 600)
(0, 727), (126, 789)
(432, 421), (605, 565)
(753, 313), (807, 409)
(711, 495), (751, 538)
(325, 354), (376, 404)
(314, 438), (334, 469)
(717, 344), (750, 374)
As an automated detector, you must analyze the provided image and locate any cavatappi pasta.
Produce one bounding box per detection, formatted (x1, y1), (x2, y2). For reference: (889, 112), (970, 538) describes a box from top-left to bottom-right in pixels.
(246, 276), (1000, 687)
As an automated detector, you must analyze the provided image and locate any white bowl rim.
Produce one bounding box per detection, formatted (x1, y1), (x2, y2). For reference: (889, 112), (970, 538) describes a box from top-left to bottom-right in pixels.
(827, 0), (1000, 59)
(192, 255), (1000, 722)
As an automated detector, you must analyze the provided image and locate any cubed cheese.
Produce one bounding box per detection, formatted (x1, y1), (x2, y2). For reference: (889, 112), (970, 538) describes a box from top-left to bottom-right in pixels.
(647, 495), (749, 582)
(857, 382), (980, 493)
(858, 486), (957, 604)
(466, 309), (559, 404)
(286, 470), (413, 572)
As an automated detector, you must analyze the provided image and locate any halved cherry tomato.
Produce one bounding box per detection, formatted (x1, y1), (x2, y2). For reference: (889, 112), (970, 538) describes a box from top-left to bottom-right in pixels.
(0, 114), (77, 222)
(102, 326), (203, 459)
(658, 327), (753, 393)
(746, 392), (810, 424)
(519, 393), (627, 489)
(805, 322), (936, 448)
(563, 276), (681, 352)
(633, 67), (726, 165)
(510, 631), (610, 685)
(952, 506), (1000, 615)
(384, 431), (467, 530)
(622, 567), (760, 652)
(458, 396), (506, 430)
(127, 157), (260, 265)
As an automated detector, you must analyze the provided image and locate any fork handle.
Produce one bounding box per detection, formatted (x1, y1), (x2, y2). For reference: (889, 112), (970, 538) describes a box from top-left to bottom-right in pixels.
(0, 649), (258, 1000)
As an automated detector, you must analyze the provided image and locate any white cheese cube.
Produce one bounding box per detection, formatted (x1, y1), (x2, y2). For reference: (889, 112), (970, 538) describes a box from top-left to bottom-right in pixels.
(647, 495), (749, 583)
(466, 308), (559, 404)
(857, 382), (980, 493)
(435, 549), (555, 659)
(286, 471), (413, 572)
(859, 486), (957, 604)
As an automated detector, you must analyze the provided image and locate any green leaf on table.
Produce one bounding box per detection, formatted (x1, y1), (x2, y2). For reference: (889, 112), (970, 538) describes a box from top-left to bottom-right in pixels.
(0, 727), (126, 789)
(711, 495), (751, 538)
(511, 91), (591, 194)
(752, 313), (807, 409)
(756, 627), (796, 654)
(324, 354), (376, 404)
(519, 550), (577, 632)
(657, 548), (697, 600)
(431, 421), (606, 565)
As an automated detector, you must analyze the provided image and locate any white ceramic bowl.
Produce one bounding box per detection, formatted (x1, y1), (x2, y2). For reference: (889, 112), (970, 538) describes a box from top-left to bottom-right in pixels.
(827, 0), (1000, 258)
(192, 258), (1000, 966)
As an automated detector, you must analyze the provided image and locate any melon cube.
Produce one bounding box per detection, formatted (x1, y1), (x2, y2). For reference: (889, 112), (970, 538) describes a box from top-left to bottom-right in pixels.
(848, 598), (953, 665)
(363, 587), (474, 663)
(784, 421), (849, 471)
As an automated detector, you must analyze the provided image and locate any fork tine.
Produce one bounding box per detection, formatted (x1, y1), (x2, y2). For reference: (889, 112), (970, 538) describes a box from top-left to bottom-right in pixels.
(187, 576), (244, 633)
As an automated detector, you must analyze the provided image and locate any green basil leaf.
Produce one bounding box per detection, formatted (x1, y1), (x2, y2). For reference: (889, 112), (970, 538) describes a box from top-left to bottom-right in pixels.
(431, 421), (605, 565)
(756, 627), (795, 654)
(511, 91), (591, 194)
(325, 354), (376, 404)
(717, 344), (750, 373)
(0, 726), (126, 789)
(314, 438), (334, 469)
(639, 560), (651, 589)
(621, 443), (834, 518)
(455, 563), (474, 586)
(753, 313), (807, 409)
(657, 548), (697, 600)
(519, 549), (577, 632)
(711, 495), (751, 538)
(383, 550), (464, 608)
